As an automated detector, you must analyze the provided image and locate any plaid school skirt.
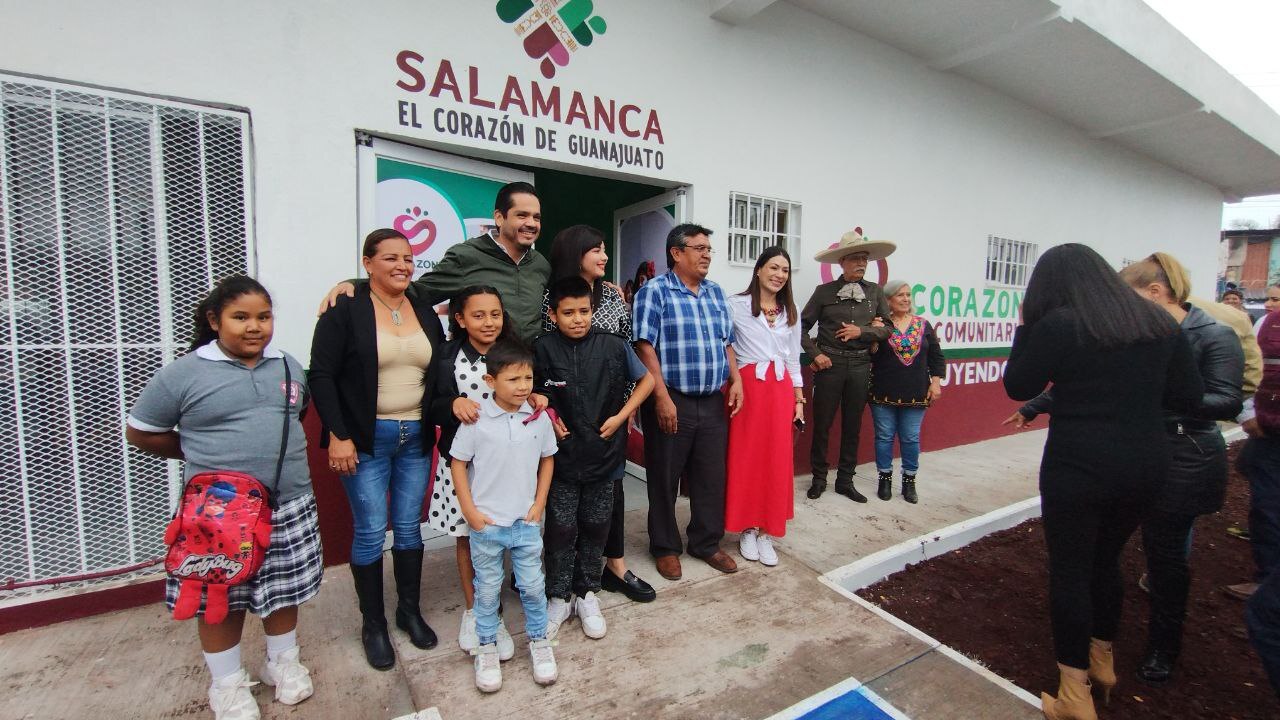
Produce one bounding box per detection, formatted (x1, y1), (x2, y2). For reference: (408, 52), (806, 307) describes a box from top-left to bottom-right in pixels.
(165, 492), (324, 618)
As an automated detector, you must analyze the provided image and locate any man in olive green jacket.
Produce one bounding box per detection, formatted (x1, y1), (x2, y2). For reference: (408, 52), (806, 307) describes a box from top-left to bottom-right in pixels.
(322, 182), (551, 343)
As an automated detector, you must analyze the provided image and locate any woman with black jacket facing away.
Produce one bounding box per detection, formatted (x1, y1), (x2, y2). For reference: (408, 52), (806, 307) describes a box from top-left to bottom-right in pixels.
(1004, 244), (1201, 720)
(1120, 253), (1244, 687)
(309, 229), (445, 670)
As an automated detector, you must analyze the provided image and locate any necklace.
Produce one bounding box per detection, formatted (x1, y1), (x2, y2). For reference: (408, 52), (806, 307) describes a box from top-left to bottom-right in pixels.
(762, 305), (781, 324)
(370, 290), (407, 326)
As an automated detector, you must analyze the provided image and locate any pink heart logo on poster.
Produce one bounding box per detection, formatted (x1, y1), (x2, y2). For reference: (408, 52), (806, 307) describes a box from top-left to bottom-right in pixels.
(393, 207), (438, 254)
(819, 226), (889, 285)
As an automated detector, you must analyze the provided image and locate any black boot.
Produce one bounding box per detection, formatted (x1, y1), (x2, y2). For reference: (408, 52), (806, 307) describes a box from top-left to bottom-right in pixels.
(901, 475), (918, 504)
(806, 478), (827, 499)
(350, 559), (396, 670)
(877, 471), (893, 501)
(1135, 649), (1176, 686)
(391, 548), (438, 650)
(834, 481), (868, 503)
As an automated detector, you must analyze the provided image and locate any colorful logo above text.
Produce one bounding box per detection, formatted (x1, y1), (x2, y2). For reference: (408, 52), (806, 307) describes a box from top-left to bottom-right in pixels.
(496, 0), (608, 79)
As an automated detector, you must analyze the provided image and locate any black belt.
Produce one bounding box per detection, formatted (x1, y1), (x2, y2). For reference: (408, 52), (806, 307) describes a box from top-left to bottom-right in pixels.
(818, 344), (870, 359)
(1165, 420), (1217, 435)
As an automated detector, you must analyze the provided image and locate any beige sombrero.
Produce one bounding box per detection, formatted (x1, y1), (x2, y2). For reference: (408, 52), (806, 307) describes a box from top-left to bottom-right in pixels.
(813, 230), (897, 264)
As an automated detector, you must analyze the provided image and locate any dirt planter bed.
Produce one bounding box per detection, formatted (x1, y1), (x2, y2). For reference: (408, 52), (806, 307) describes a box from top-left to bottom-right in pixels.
(857, 442), (1278, 720)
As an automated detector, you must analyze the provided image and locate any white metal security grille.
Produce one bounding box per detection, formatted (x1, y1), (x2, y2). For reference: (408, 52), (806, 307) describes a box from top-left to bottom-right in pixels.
(727, 192), (802, 267)
(0, 75), (253, 597)
(985, 235), (1037, 288)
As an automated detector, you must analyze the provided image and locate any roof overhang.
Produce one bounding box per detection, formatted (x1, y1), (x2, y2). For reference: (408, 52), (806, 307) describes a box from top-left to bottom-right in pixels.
(711, 0), (1280, 200)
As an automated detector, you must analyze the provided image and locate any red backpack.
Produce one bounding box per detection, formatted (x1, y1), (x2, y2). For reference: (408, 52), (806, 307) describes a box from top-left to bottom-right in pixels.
(164, 473), (273, 623)
(162, 360), (292, 624)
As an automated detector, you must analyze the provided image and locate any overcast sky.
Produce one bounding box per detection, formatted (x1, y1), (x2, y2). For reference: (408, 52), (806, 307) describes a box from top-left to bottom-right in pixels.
(1142, 0), (1280, 229)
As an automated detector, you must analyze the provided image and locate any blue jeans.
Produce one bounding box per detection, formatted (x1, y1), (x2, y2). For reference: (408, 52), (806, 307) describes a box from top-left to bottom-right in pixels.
(1248, 565), (1280, 698)
(870, 405), (927, 474)
(340, 419), (430, 566)
(470, 519), (547, 644)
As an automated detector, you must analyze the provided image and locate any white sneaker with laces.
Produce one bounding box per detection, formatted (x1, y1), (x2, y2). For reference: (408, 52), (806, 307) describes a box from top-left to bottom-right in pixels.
(473, 643), (502, 693)
(574, 591), (607, 639)
(546, 596), (574, 640)
(496, 615), (515, 661)
(458, 607), (479, 652)
(739, 528), (760, 562)
(529, 638), (558, 685)
(757, 534), (778, 567)
(259, 647), (313, 705)
(208, 668), (260, 720)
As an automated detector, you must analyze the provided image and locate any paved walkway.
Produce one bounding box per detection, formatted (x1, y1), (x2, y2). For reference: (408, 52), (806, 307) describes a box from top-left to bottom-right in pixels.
(0, 430), (1050, 720)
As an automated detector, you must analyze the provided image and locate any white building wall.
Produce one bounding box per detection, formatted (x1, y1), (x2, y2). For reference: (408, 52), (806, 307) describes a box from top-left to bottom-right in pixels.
(1, 0), (1224, 355)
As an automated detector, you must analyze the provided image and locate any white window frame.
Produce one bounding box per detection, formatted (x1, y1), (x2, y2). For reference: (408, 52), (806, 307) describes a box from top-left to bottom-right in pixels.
(727, 192), (802, 268)
(985, 235), (1037, 288)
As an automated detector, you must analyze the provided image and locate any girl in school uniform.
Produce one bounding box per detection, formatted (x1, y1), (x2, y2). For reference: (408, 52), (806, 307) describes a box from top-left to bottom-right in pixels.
(126, 276), (320, 720)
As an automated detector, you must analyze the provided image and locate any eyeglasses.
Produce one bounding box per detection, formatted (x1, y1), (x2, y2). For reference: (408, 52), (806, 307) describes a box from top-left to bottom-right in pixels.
(681, 244), (714, 255)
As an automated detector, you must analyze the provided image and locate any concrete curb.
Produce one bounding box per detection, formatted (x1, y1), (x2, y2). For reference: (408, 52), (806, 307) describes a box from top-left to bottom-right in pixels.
(826, 496), (1043, 593)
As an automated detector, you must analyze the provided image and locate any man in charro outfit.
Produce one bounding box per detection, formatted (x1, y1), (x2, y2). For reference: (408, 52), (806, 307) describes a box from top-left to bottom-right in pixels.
(800, 231), (897, 502)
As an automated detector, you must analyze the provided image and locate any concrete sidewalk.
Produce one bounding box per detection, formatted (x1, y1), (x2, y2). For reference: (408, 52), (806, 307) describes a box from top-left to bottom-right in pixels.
(0, 430), (1048, 720)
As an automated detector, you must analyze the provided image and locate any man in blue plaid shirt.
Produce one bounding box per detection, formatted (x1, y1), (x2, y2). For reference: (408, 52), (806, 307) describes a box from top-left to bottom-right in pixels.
(633, 223), (743, 581)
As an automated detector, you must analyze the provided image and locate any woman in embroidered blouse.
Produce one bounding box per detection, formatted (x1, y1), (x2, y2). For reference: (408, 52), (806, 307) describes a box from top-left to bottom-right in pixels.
(725, 247), (805, 567)
(541, 224), (655, 602)
(869, 280), (945, 504)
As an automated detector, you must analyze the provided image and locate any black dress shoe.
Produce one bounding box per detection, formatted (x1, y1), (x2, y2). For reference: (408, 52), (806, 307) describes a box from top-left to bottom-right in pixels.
(1135, 649), (1176, 686)
(806, 481), (827, 499)
(835, 484), (868, 503)
(601, 567), (657, 602)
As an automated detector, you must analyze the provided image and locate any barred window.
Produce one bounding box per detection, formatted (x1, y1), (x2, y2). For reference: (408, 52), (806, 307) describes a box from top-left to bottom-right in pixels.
(727, 192), (801, 267)
(0, 75), (253, 596)
(985, 235), (1037, 288)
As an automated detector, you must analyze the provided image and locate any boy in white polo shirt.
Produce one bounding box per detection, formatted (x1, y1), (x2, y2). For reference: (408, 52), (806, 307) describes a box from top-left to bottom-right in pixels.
(449, 340), (558, 692)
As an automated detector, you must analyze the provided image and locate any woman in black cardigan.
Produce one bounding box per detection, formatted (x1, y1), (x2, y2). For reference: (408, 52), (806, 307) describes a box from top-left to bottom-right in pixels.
(869, 279), (946, 504)
(1003, 244), (1200, 720)
(309, 229), (444, 670)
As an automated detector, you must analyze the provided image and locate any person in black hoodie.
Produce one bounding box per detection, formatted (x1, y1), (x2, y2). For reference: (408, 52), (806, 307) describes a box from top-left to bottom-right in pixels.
(1120, 253), (1244, 686)
(308, 229), (444, 670)
(1004, 244), (1201, 720)
(534, 277), (654, 640)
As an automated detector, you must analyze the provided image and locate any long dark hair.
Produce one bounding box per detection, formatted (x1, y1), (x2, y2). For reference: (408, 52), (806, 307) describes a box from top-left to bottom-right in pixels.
(447, 285), (514, 343)
(190, 275), (272, 350)
(1021, 244), (1176, 349)
(548, 224), (605, 309)
(739, 246), (798, 326)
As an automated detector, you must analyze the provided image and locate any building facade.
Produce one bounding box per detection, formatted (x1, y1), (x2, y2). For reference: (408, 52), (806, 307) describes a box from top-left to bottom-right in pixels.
(3, 0), (1280, 610)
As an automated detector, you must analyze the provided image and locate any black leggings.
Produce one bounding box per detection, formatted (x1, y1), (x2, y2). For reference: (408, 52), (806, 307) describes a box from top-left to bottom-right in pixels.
(605, 477), (625, 559)
(1042, 493), (1147, 669)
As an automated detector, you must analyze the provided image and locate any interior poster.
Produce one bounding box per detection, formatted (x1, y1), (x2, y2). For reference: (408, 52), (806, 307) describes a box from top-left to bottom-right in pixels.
(372, 157), (506, 280)
(617, 204), (676, 306)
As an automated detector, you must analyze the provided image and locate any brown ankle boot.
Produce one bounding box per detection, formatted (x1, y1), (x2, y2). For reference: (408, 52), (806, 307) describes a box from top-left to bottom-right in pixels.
(1041, 668), (1097, 720)
(1087, 639), (1115, 706)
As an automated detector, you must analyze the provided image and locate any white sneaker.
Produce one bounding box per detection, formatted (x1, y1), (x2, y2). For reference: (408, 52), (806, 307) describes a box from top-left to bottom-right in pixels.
(739, 528), (760, 562)
(259, 647), (313, 705)
(757, 534), (778, 567)
(473, 643), (502, 693)
(529, 639), (558, 685)
(575, 591), (607, 639)
(208, 668), (260, 720)
(458, 607), (479, 652)
(546, 596), (574, 640)
(496, 615), (515, 661)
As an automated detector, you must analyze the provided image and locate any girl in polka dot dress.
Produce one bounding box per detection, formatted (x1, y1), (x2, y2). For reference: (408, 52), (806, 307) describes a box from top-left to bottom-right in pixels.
(427, 286), (518, 655)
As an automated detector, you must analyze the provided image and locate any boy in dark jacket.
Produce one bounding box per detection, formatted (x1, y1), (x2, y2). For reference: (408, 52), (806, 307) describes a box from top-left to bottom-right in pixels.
(534, 277), (654, 639)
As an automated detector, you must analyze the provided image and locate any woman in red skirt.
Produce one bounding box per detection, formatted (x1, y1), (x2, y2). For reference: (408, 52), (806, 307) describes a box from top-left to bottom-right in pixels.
(726, 247), (805, 567)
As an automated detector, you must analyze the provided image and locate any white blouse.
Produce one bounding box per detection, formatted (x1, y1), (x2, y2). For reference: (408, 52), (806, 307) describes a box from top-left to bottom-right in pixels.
(728, 294), (804, 388)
